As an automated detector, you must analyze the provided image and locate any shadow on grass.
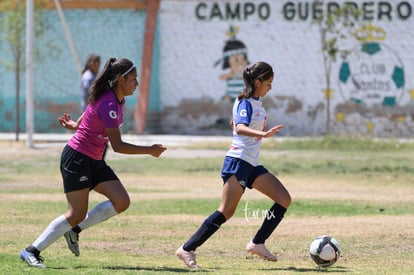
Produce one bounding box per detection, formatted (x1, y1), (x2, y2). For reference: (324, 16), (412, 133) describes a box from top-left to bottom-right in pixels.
(44, 265), (206, 273)
(100, 265), (349, 273)
(103, 265), (209, 273)
(258, 265), (349, 273)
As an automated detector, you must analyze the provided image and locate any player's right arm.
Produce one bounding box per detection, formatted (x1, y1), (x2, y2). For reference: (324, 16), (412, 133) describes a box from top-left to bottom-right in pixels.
(235, 123), (283, 138)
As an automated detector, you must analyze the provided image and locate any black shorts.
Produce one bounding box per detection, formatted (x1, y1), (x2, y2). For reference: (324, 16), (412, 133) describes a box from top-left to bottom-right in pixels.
(221, 156), (268, 191)
(60, 145), (119, 193)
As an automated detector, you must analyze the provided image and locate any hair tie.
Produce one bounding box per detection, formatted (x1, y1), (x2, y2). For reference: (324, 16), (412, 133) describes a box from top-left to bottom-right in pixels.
(246, 66), (251, 75)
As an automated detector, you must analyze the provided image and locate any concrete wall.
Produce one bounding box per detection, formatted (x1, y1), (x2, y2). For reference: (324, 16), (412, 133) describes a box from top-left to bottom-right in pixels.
(156, 0), (414, 137)
(1, 0), (414, 137)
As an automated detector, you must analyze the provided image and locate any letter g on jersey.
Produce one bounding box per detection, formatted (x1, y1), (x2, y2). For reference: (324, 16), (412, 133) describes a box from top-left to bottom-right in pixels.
(109, 110), (118, 119)
(240, 109), (247, 117)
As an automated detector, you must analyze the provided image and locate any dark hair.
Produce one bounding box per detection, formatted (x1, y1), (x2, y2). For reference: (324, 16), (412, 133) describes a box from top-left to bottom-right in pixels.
(81, 53), (100, 74)
(88, 58), (135, 103)
(238, 61), (274, 100)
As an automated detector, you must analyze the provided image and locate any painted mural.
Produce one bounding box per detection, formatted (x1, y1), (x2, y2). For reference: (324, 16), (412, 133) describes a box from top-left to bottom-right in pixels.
(335, 24), (410, 136)
(214, 25), (249, 103)
(157, 0), (414, 137)
(1, 0), (413, 137)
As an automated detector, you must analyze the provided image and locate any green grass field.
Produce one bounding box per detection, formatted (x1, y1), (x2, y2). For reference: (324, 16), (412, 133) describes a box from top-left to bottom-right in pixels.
(1, 137), (414, 274)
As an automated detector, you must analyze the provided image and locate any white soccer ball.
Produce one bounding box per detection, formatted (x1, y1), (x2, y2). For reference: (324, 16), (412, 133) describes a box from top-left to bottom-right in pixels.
(309, 235), (341, 267)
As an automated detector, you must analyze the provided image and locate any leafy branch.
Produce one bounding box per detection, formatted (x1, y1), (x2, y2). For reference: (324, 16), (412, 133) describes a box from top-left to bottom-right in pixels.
(315, 1), (363, 134)
(0, 1), (59, 140)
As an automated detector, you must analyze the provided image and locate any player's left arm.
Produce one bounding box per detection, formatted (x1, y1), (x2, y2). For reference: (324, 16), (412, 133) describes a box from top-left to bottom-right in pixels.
(106, 128), (166, 157)
(58, 112), (84, 131)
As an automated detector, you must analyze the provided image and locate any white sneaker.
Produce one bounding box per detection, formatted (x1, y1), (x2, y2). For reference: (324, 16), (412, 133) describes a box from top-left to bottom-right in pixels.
(20, 249), (46, 268)
(64, 230), (80, 256)
(246, 240), (278, 261)
(175, 245), (201, 268)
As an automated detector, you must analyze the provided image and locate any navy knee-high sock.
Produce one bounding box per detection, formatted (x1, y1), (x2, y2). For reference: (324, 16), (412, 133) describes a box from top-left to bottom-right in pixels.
(253, 203), (287, 244)
(183, 211), (226, 251)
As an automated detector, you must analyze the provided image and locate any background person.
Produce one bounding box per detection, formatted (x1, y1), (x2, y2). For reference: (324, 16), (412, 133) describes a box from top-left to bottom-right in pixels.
(80, 53), (100, 112)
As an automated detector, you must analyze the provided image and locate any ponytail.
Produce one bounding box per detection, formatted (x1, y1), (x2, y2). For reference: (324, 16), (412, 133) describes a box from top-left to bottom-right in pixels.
(89, 58), (134, 103)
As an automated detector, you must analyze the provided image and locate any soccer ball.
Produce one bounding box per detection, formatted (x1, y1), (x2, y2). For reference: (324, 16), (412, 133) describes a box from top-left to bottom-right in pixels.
(309, 235), (341, 267)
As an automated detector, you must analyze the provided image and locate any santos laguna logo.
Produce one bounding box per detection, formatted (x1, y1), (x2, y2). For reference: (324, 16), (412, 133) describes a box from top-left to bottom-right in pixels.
(338, 24), (405, 107)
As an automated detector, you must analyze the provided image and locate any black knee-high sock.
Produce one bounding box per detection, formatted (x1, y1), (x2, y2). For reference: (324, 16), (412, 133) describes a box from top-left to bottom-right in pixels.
(252, 203), (287, 244)
(183, 211), (226, 251)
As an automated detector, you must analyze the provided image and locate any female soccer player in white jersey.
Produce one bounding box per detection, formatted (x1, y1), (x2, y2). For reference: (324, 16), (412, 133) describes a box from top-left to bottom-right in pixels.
(176, 61), (291, 268)
(20, 58), (167, 268)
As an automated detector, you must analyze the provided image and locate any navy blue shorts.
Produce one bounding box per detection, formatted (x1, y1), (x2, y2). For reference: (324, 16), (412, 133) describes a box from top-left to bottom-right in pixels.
(60, 145), (119, 193)
(221, 156), (268, 191)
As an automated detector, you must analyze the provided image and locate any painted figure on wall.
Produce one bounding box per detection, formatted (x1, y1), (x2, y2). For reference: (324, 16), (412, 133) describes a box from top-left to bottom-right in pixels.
(214, 25), (249, 102)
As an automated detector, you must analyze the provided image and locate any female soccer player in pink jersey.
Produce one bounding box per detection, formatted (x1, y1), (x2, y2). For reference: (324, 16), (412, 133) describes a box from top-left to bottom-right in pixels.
(176, 61), (290, 268)
(20, 58), (167, 268)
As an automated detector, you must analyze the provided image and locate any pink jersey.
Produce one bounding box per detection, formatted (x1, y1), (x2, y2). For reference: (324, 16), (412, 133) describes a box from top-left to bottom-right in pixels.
(67, 90), (124, 160)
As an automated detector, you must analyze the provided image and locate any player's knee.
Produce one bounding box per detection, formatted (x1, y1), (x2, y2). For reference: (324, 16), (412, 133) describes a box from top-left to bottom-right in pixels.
(113, 195), (130, 213)
(66, 212), (87, 226)
(284, 193), (292, 208)
(281, 192), (292, 208)
(274, 192), (291, 209)
(221, 208), (236, 220)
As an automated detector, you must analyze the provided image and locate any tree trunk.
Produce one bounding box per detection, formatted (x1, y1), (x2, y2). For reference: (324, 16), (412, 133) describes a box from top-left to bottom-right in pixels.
(326, 61), (331, 135)
(15, 60), (20, 141)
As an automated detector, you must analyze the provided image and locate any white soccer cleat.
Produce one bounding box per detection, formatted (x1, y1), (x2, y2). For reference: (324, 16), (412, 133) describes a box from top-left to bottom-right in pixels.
(246, 240), (278, 261)
(20, 249), (46, 268)
(64, 230), (80, 256)
(175, 245), (201, 268)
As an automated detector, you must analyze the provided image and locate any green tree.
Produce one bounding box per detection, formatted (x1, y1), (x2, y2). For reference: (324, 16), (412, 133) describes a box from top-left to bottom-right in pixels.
(0, 1), (55, 141)
(315, 1), (363, 134)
